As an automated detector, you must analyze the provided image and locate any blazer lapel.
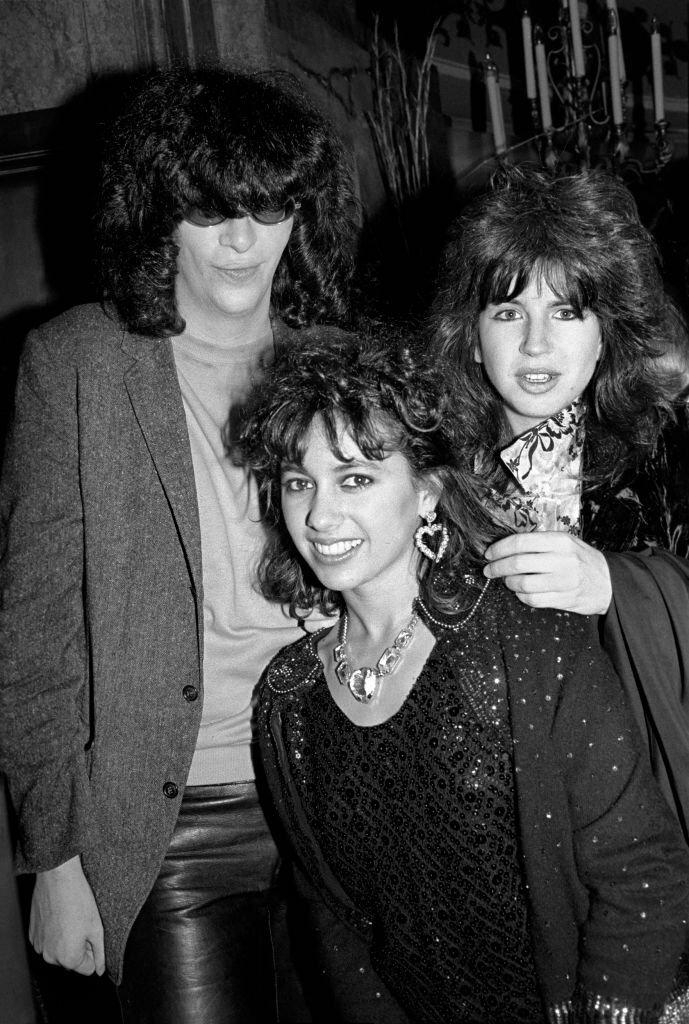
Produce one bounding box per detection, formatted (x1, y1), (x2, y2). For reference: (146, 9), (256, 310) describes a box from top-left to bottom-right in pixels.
(122, 333), (203, 595)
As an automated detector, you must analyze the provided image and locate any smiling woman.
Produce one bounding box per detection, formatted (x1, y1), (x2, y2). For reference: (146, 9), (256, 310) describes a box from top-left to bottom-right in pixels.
(239, 327), (689, 1023)
(278, 423), (438, 721)
(280, 423), (434, 602)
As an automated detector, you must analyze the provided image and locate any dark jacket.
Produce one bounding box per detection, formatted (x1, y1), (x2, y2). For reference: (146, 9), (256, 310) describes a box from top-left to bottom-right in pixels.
(603, 550), (689, 845)
(582, 411), (689, 560)
(581, 421), (689, 841)
(256, 583), (689, 1022)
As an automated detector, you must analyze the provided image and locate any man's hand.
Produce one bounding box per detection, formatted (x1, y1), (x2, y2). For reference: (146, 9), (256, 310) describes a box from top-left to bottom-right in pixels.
(483, 531), (613, 616)
(29, 855), (105, 976)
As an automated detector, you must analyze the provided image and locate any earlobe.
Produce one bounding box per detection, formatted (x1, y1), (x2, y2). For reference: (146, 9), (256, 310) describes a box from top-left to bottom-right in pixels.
(419, 499), (437, 521)
(473, 343), (483, 365)
(417, 476), (442, 519)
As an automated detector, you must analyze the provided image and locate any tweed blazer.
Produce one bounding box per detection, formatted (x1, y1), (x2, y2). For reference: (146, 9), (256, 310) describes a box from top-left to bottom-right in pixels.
(0, 303), (302, 981)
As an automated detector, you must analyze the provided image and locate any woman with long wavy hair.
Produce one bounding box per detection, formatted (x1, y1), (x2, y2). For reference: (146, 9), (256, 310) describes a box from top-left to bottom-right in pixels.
(431, 164), (689, 842)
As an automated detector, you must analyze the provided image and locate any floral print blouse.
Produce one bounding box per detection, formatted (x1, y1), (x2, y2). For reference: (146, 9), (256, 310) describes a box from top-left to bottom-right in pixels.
(492, 402), (586, 534)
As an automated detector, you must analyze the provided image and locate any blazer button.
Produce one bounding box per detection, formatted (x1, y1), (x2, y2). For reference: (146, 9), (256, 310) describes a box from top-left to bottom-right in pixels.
(163, 781), (178, 799)
(182, 685), (199, 702)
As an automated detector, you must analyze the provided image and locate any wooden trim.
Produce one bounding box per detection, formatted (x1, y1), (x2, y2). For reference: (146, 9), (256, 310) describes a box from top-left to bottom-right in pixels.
(0, 110), (56, 177)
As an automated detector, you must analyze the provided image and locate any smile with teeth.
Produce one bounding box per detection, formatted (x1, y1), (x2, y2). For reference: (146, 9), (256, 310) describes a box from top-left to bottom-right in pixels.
(313, 539), (363, 556)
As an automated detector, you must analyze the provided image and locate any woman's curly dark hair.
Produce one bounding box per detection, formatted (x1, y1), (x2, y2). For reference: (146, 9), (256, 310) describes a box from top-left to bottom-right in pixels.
(239, 327), (498, 619)
(96, 63), (357, 336)
(430, 163), (683, 490)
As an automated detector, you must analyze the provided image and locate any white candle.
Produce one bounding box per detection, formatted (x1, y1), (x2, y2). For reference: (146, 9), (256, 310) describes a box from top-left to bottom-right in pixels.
(521, 10), (537, 100)
(485, 54), (507, 154)
(607, 24), (623, 125)
(605, 0), (626, 82)
(534, 26), (553, 131)
(495, 73), (507, 150)
(568, 0), (586, 78)
(651, 18), (665, 122)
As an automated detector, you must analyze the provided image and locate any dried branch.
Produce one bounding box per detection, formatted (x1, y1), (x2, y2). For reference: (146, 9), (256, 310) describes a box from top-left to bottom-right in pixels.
(365, 16), (439, 210)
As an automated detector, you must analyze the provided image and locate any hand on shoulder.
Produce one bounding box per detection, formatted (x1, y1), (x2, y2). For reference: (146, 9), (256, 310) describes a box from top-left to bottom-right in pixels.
(483, 531), (613, 616)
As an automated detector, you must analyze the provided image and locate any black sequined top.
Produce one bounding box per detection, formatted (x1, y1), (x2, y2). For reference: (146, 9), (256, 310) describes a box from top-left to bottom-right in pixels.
(286, 592), (542, 1023)
(257, 579), (689, 1024)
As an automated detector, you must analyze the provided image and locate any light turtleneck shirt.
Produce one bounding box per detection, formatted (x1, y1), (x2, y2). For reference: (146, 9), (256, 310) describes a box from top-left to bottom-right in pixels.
(491, 401), (586, 535)
(171, 328), (323, 785)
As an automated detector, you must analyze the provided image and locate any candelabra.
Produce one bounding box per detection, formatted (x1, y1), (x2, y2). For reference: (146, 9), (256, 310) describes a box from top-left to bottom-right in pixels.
(485, 2), (672, 178)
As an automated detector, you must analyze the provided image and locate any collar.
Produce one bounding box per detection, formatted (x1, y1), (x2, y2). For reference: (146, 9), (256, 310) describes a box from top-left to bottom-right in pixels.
(500, 402), (586, 488)
(495, 402), (586, 534)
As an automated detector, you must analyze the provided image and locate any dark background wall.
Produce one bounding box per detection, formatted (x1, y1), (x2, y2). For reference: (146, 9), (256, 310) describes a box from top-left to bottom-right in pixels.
(1, 0), (687, 328)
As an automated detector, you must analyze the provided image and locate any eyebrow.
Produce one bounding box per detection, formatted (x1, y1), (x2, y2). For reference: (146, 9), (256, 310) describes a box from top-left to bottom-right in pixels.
(333, 456), (381, 468)
(279, 455), (383, 472)
(490, 296), (575, 308)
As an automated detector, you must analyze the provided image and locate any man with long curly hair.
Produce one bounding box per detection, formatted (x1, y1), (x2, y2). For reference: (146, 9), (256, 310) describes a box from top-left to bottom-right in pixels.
(0, 63), (355, 1023)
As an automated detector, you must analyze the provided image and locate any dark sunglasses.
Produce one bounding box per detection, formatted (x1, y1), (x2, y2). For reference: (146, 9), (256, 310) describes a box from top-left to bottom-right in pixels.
(184, 198), (299, 227)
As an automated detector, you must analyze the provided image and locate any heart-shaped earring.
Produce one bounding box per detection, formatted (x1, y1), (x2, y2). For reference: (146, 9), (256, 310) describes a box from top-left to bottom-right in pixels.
(414, 510), (449, 563)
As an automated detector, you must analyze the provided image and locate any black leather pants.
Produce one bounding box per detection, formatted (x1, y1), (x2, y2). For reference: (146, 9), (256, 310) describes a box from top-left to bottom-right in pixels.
(117, 781), (306, 1024)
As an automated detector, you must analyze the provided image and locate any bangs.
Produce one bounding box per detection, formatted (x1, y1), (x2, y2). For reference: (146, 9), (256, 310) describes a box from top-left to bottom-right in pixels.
(166, 97), (314, 220)
(321, 407), (405, 464)
(274, 402), (405, 471)
(174, 163), (296, 222)
(479, 254), (598, 316)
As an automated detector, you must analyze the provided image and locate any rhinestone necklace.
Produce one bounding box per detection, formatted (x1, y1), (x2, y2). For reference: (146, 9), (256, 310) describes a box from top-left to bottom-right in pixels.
(333, 608), (418, 704)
